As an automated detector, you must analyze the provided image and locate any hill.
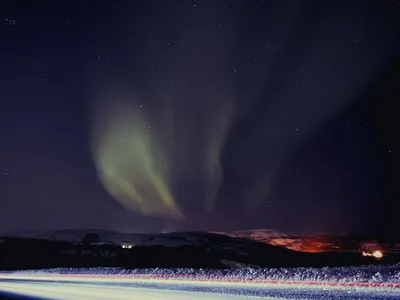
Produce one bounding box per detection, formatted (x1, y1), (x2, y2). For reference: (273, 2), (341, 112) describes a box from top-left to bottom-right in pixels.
(0, 230), (397, 270)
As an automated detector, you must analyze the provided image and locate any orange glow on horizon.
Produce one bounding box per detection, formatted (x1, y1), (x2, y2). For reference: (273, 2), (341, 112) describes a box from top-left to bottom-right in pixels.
(270, 237), (336, 253)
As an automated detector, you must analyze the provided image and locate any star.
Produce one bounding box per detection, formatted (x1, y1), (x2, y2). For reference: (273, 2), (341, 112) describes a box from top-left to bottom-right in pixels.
(4, 18), (17, 26)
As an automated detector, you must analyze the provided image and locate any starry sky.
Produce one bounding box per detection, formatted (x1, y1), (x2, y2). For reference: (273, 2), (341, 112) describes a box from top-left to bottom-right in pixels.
(1, 0), (399, 236)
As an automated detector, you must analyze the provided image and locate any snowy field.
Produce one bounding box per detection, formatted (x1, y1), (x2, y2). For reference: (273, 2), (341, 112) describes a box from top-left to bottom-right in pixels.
(3, 263), (400, 284)
(0, 264), (400, 299)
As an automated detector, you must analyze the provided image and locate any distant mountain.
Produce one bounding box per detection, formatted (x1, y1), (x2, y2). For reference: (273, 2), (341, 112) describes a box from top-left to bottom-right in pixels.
(3, 228), (399, 254)
(2, 229), (215, 247)
(1, 229), (397, 270)
(0, 230), (310, 270)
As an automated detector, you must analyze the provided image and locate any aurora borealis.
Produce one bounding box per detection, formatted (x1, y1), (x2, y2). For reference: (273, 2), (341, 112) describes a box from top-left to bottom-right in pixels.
(90, 75), (235, 219)
(0, 0), (399, 235)
(91, 99), (183, 219)
(89, 0), (399, 224)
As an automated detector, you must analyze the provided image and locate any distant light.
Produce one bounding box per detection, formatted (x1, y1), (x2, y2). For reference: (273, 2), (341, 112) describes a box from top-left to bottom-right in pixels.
(373, 250), (383, 258)
(121, 244), (133, 249)
(362, 250), (383, 259)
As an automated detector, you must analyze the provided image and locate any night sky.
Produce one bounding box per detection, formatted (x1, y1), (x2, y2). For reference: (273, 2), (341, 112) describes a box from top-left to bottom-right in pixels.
(1, 0), (399, 236)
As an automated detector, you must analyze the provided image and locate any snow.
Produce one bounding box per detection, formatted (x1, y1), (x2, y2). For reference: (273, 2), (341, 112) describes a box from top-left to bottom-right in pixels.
(0, 280), (260, 300)
(1, 268), (400, 300)
(1, 265), (400, 299)
(3, 264), (400, 285)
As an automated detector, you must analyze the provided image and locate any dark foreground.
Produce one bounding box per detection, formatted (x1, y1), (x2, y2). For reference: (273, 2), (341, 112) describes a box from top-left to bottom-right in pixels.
(1, 232), (398, 270)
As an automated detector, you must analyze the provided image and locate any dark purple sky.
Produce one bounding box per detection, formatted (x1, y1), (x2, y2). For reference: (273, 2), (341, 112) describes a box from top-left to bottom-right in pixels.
(0, 0), (398, 235)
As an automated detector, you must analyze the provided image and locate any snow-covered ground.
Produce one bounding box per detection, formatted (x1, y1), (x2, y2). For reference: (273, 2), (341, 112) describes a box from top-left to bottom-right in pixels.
(3, 263), (400, 284)
(0, 265), (400, 299)
(0, 279), (398, 300)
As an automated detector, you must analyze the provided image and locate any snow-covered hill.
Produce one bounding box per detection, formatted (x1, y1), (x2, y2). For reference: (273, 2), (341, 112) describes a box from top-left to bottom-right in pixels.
(2, 228), (399, 256)
(2, 229), (399, 270)
(1, 229), (217, 247)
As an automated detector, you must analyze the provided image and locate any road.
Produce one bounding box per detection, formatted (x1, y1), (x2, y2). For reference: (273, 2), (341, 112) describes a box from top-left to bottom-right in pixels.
(0, 274), (399, 299)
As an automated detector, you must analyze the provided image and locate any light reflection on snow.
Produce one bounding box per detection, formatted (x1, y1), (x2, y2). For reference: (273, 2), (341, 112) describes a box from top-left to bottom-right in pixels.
(0, 265), (400, 300)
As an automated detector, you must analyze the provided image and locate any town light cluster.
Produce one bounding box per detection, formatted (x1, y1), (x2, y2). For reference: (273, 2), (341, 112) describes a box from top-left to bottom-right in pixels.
(362, 250), (383, 259)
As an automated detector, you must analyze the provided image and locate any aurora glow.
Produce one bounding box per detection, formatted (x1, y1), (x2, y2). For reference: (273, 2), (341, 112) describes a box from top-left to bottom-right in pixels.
(91, 98), (181, 219)
(89, 2), (239, 220)
(90, 87), (235, 219)
(80, 0), (400, 231)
